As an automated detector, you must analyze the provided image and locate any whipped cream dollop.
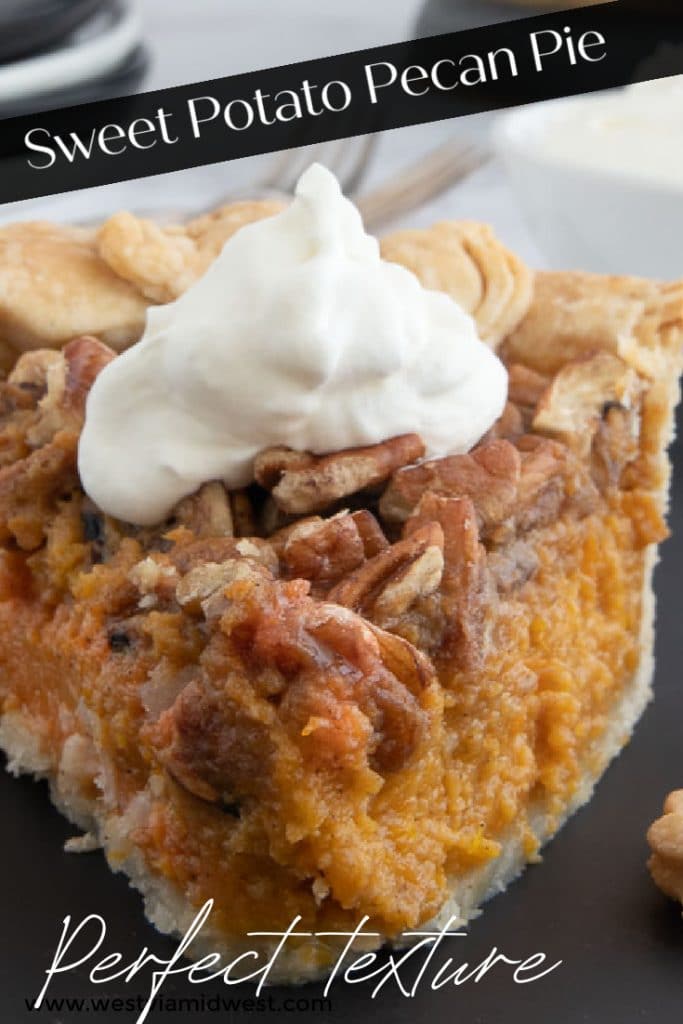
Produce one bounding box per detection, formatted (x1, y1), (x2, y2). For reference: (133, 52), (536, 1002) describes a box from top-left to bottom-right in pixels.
(79, 164), (507, 526)
(538, 76), (683, 189)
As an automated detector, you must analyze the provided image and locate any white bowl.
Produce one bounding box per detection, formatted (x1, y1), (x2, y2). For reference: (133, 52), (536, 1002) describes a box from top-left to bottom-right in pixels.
(494, 99), (683, 280)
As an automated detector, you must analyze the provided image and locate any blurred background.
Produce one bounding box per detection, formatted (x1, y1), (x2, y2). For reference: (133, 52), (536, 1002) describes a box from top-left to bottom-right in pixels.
(1, 0), (678, 281)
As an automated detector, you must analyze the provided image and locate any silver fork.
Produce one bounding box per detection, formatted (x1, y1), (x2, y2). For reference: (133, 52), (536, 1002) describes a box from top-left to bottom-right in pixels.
(199, 136), (490, 230)
(120, 135), (379, 225)
(92, 135), (489, 229)
(357, 138), (489, 230)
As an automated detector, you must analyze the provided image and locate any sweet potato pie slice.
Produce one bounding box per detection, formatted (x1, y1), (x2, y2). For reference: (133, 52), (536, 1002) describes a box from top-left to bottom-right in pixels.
(0, 212), (681, 981)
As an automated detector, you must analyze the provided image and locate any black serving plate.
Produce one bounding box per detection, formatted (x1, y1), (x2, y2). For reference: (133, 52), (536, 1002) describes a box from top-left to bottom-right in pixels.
(1, 420), (682, 1022)
(0, 0), (108, 64)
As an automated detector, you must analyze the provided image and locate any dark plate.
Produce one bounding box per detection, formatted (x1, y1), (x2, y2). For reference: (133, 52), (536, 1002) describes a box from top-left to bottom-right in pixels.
(0, 0), (108, 64)
(1, 411), (682, 1023)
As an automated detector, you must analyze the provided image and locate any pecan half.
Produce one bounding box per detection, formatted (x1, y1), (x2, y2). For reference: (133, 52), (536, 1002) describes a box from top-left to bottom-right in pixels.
(258, 434), (425, 515)
(328, 522), (444, 628)
(380, 439), (520, 532)
(405, 493), (492, 672)
(648, 790), (683, 910)
(275, 510), (388, 591)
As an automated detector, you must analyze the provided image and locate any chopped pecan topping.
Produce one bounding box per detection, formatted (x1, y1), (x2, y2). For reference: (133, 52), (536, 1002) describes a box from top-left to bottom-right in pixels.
(258, 434), (425, 515)
(253, 447), (315, 490)
(648, 790), (683, 910)
(480, 401), (524, 443)
(7, 349), (63, 395)
(381, 434), (581, 546)
(16, 335), (116, 449)
(405, 493), (492, 672)
(129, 556), (179, 608)
(487, 539), (539, 595)
(328, 522), (444, 628)
(175, 558), (267, 615)
(507, 363), (550, 410)
(0, 434), (78, 549)
(146, 575), (439, 805)
(591, 404), (641, 491)
(61, 335), (116, 414)
(274, 510), (388, 592)
(173, 481), (234, 538)
(168, 533), (278, 577)
(230, 489), (258, 537)
(380, 439), (520, 532)
(513, 435), (569, 538)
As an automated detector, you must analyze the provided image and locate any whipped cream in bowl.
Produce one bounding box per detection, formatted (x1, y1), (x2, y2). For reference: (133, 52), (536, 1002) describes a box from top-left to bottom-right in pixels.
(495, 75), (683, 278)
(78, 164), (508, 525)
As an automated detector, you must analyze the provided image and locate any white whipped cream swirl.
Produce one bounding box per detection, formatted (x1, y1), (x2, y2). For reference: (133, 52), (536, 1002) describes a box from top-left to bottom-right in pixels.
(79, 164), (507, 525)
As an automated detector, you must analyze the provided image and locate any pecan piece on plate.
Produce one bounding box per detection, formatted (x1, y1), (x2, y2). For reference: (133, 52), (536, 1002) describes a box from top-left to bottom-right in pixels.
(257, 434), (425, 515)
(648, 790), (683, 911)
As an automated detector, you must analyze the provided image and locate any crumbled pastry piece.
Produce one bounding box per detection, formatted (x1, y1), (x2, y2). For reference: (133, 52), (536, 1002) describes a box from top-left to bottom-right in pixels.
(96, 213), (202, 305)
(381, 221), (534, 349)
(532, 352), (643, 457)
(96, 201), (283, 303)
(0, 222), (149, 354)
(648, 791), (683, 909)
(258, 434), (426, 515)
(503, 271), (683, 380)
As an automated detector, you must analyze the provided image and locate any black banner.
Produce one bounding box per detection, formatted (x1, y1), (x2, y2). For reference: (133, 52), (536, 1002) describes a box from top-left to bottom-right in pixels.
(1, 1), (682, 204)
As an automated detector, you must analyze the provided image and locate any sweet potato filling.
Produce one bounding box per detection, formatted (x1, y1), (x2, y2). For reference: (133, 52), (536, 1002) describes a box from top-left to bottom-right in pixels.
(0, 335), (670, 967)
(0, 493), (658, 942)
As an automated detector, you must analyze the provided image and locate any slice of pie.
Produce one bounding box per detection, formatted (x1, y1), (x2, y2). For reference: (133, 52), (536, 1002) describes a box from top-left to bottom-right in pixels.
(0, 203), (681, 982)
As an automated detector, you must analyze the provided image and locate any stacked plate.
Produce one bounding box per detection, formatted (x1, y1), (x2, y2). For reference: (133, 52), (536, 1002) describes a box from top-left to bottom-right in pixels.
(0, 0), (148, 119)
